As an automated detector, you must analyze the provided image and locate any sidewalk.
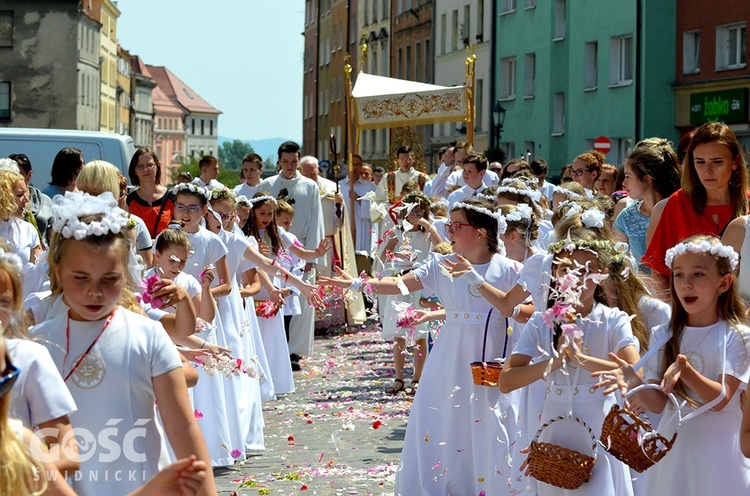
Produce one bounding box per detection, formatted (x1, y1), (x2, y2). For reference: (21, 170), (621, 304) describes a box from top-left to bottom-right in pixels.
(215, 321), (412, 495)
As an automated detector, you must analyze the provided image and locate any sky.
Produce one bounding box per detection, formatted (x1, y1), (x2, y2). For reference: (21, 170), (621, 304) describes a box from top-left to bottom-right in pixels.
(118, 1), (304, 143)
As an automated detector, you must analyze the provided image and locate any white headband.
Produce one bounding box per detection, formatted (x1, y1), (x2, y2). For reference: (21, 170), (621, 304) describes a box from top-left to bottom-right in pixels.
(503, 203), (533, 224)
(51, 192), (129, 240)
(247, 195), (277, 207)
(173, 182), (210, 201)
(552, 185), (594, 201)
(495, 185), (542, 203)
(558, 200), (605, 228)
(665, 240), (739, 271)
(453, 201), (508, 235)
(0, 247), (22, 269)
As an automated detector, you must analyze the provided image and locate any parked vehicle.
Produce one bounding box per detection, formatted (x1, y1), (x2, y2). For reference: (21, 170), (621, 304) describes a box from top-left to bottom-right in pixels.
(0, 128), (135, 186)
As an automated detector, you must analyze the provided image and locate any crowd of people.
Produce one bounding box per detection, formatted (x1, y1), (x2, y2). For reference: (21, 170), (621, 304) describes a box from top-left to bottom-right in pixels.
(0, 121), (749, 495)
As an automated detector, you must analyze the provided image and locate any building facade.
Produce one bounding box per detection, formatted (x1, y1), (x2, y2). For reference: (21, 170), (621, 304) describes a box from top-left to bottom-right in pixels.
(77, 11), (102, 130)
(675, 0), (750, 149)
(148, 66), (187, 183)
(432, 0), (491, 158)
(130, 55), (156, 148)
(116, 46), (131, 136)
(358, 0), (391, 167)
(493, 0), (677, 175)
(0, 1), (97, 130)
(88, 0), (120, 133)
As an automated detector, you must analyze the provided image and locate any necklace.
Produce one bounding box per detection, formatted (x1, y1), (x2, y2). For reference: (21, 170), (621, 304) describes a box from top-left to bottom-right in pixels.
(63, 308), (118, 383)
(682, 322), (720, 374)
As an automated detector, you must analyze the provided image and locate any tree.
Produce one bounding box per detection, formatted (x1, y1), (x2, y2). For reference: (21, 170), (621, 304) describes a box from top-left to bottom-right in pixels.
(173, 155), (241, 188)
(219, 139), (256, 170)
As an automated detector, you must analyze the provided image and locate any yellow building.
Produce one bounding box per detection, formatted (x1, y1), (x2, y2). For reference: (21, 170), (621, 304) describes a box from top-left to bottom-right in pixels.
(117, 46), (132, 136)
(87, 0), (120, 133)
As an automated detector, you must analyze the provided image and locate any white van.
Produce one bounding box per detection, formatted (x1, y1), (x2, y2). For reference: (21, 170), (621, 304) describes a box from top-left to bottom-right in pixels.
(0, 128), (135, 186)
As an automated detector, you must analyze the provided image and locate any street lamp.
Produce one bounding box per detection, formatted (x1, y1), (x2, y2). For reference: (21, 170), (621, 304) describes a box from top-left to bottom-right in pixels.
(491, 101), (506, 147)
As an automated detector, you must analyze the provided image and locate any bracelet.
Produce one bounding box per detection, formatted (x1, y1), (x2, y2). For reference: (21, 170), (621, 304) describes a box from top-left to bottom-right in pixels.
(200, 341), (207, 349)
(460, 268), (485, 288)
(512, 305), (521, 318)
(347, 277), (363, 292)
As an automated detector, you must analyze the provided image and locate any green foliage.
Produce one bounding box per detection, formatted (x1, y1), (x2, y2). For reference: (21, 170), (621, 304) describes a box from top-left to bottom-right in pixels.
(484, 147), (506, 165)
(219, 139), (256, 169)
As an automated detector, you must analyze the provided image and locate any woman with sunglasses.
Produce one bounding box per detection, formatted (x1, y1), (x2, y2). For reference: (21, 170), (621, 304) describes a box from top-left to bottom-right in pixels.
(321, 198), (524, 496)
(571, 150), (605, 192)
(127, 147), (175, 239)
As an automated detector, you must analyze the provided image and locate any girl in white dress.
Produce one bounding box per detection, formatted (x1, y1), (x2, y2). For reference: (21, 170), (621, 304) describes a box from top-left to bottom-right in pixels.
(322, 199), (524, 496)
(500, 237), (640, 496)
(30, 191), (216, 495)
(594, 235), (750, 496)
(377, 192), (442, 395)
(0, 171), (42, 265)
(722, 214), (750, 302)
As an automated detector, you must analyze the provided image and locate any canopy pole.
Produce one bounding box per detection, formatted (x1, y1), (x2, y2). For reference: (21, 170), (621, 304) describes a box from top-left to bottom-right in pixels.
(464, 44), (477, 146)
(344, 53), (356, 236)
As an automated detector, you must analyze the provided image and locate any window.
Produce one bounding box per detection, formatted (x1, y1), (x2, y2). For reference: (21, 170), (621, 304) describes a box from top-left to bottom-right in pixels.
(716, 23), (746, 70)
(524, 53), (535, 97)
(372, 0), (377, 22)
(406, 45), (412, 79)
(364, 0), (369, 24)
(441, 13), (447, 54)
(0, 81), (10, 119)
(610, 138), (632, 166)
(201, 119), (205, 135)
(381, 43), (388, 76)
(191, 118), (195, 134)
(452, 10), (459, 51)
(476, 79), (483, 132)
(0, 11), (13, 47)
(683, 31), (700, 74)
(371, 44), (378, 74)
(554, 0), (566, 40)
(609, 35), (633, 85)
(553, 92), (565, 134)
(462, 5), (470, 46)
(500, 142), (515, 161)
(397, 47), (403, 77)
(477, 1), (484, 42)
(524, 142), (535, 162)
(425, 39), (431, 80)
(584, 41), (598, 89)
(526, 0), (536, 8)
(382, 0), (389, 19)
(499, 57), (516, 99)
(209, 120), (213, 136)
(415, 41), (421, 80)
(500, 0), (517, 14)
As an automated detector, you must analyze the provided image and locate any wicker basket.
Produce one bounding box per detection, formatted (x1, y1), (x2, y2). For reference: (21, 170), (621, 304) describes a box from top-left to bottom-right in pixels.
(527, 416), (597, 490)
(469, 310), (509, 387)
(600, 384), (681, 472)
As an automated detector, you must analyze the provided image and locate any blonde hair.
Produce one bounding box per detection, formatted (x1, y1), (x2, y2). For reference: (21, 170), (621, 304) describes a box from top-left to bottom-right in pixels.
(275, 199), (296, 217)
(0, 241), (26, 338)
(76, 160), (121, 197)
(432, 242), (453, 255)
(0, 336), (47, 495)
(0, 171), (24, 220)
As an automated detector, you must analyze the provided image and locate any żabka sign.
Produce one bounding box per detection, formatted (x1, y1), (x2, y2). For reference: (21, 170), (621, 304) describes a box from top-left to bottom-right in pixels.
(690, 88), (747, 125)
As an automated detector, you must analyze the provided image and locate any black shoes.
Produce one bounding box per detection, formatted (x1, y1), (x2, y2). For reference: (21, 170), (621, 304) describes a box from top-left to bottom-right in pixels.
(290, 353), (302, 371)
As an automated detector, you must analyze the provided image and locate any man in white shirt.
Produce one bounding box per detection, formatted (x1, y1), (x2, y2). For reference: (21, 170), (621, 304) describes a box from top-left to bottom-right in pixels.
(339, 154), (376, 253)
(429, 142), (498, 199)
(192, 155), (225, 191)
(530, 157), (555, 204)
(258, 142), (324, 368)
(233, 153), (263, 198)
(373, 146), (428, 212)
(446, 153), (489, 208)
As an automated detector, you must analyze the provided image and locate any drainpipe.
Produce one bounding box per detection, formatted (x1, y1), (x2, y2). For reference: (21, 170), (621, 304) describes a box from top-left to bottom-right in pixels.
(490, 0), (497, 150)
(634, 0), (642, 142)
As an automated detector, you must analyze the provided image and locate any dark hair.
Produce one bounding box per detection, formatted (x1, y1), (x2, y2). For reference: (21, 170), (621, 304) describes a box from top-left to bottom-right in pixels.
(8, 154), (31, 174)
(277, 141), (301, 160)
(626, 137), (681, 201)
(676, 130), (695, 165)
(463, 153), (488, 172)
(373, 166), (385, 174)
(683, 122), (748, 218)
(242, 153), (263, 167)
(396, 145), (412, 156)
(530, 157), (548, 176)
(438, 146), (449, 160)
(198, 155), (218, 169)
(451, 199), (502, 254)
(243, 192), (283, 255)
(154, 227), (190, 253)
(128, 147), (162, 186)
(49, 148), (83, 187)
(500, 159), (533, 181)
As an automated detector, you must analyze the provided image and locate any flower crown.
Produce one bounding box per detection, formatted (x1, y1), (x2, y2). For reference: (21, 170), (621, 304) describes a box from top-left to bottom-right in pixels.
(210, 186), (237, 202)
(173, 182), (210, 201)
(452, 201), (507, 235)
(236, 195), (251, 207)
(495, 184), (542, 203)
(248, 195), (277, 207)
(0, 246), (22, 269)
(476, 193), (497, 203)
(665, 240), (739, 271)
(547, 237), (613, 256)
(503, 203), (533, 224)
(552, 185), (593, 201)
(558, 200), (605, 228)
(51, 192), (129, 240)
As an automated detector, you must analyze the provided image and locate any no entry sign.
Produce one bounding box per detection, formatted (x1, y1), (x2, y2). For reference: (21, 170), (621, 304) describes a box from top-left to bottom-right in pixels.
(594, 136), (611, 154)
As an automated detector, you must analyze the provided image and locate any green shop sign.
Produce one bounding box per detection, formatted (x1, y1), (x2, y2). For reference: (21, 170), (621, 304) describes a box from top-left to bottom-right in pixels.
(690, 88), (747, 125)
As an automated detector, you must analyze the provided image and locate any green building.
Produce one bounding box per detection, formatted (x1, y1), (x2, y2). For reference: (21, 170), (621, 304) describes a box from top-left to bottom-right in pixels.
(492, 0), (678, 176)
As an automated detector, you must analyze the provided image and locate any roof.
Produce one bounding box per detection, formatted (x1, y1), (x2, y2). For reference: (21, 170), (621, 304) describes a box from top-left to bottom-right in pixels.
(146, 65), (222, 115)
(130, 55), (153, 79)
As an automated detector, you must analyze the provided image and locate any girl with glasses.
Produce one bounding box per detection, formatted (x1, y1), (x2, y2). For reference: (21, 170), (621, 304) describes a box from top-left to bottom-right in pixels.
(321, 198), (525, 495)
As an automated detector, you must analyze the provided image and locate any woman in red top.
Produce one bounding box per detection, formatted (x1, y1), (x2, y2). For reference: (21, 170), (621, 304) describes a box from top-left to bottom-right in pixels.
(126, 147), (175, 239)
(644, 122), (748, 294)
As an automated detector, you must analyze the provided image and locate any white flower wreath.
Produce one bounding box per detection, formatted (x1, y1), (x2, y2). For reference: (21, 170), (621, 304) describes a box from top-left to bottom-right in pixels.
(0, 246), (22, 269)
(51, 192), (129, 240)
(665, 240), (739, 271)
(503, 203), (533, 224)
(173, 182), (211, 201)
(552, 185), (594, 201)
(558, 200), (605, 228)
(496, 184), (542, 203)
(247, 195), (277, 208)
(452, 201), (508, 235)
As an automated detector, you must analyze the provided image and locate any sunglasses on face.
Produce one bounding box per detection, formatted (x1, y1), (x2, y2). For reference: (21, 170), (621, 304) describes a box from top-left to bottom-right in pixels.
(0, 360), (20, 398)
(562, 177), (574, 183)
(175, 203), (203, 214)
(444, 222), (473, 235)
(570, 168), (590, 177)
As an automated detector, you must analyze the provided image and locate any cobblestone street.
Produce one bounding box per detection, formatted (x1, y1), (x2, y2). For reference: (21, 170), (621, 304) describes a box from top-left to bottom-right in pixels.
(215, 322), (412, 496)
